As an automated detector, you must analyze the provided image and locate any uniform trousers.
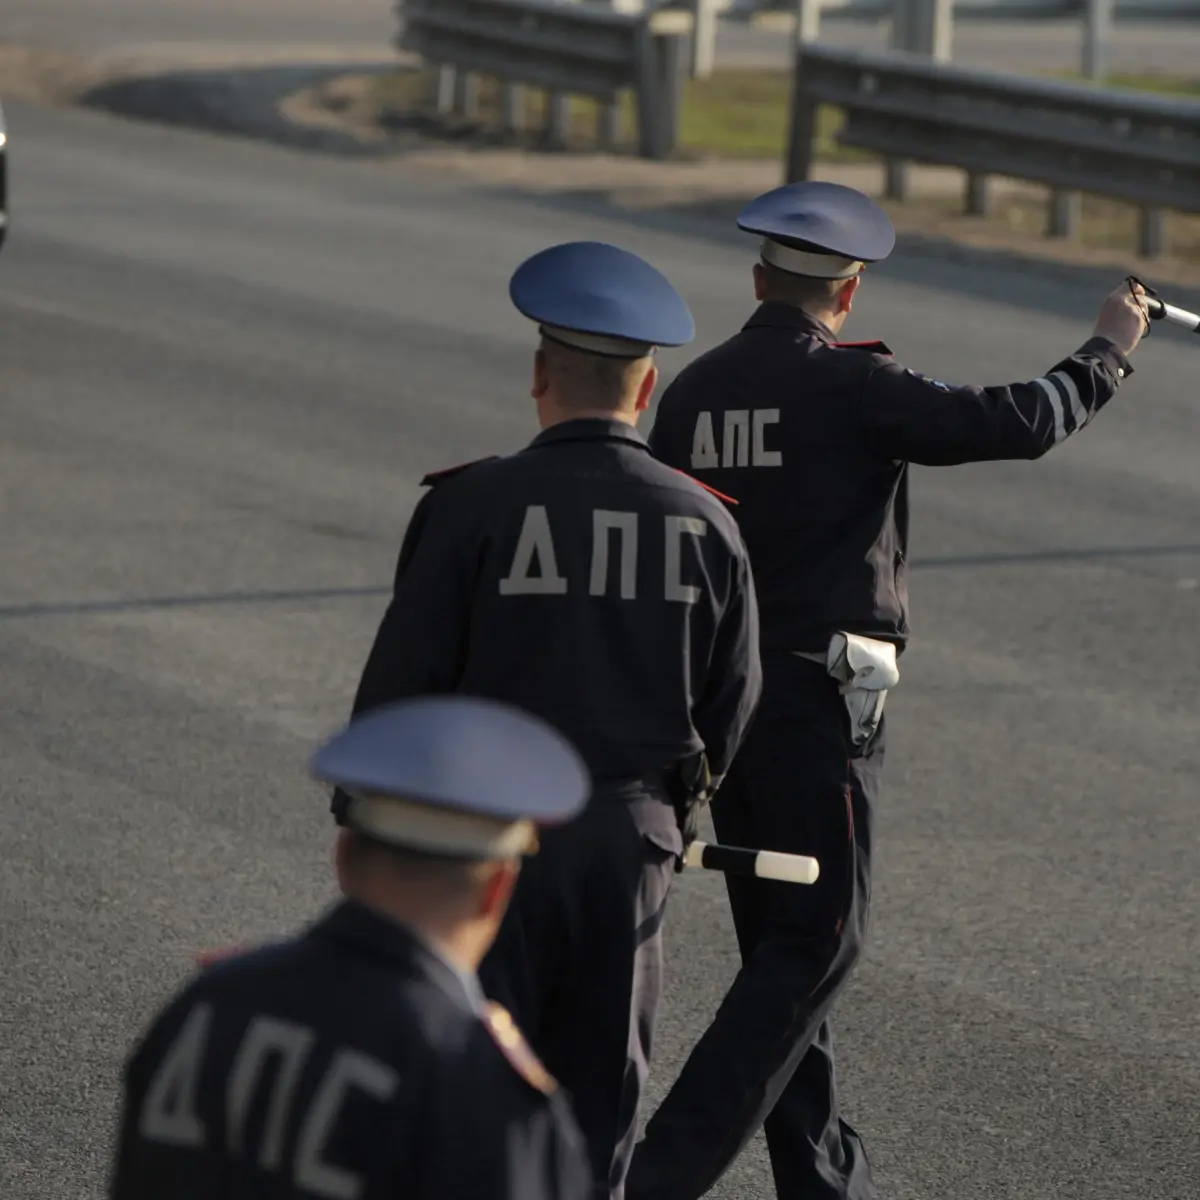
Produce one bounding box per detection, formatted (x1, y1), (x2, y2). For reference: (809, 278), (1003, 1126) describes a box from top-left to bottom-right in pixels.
(479, 781), (682, 1200)
(625, 652), (884, 1200)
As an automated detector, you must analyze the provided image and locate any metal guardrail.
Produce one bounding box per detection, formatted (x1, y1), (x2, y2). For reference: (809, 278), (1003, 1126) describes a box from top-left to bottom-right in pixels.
(725, 0), (1200, 18)
(717, 0), (1200, 81)
(786, 43), (1200, 256)
(396, 0), (693, 159)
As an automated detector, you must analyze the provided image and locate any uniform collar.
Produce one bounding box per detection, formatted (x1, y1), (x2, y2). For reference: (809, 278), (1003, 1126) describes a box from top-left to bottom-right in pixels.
(310, 899), (486, 1014)
(743, 302), (836, 343)
(528, 417), (650, 451)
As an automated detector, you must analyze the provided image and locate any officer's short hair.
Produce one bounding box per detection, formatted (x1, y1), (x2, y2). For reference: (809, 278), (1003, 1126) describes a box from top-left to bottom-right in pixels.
(538, 337), (651, 412)
(759, 262), (850, 308)
(342, 828), (499, 893)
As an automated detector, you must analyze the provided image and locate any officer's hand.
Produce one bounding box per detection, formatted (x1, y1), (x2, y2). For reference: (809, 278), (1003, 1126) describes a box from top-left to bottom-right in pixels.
(1093, 280), (1149, 357)
(675, 802), (700, 874)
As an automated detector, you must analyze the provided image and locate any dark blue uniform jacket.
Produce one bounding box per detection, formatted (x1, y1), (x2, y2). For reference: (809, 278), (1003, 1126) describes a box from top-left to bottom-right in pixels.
(352, 418), (761, 785)
(647, 303), (1133, 654)
(110, 901), (590, 1200)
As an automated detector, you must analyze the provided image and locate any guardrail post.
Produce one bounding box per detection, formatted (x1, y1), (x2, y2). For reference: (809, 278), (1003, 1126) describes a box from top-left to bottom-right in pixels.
(884, 0), (911, 204)
(884, 162), (909, 202)
(884, 0), (950, 205)
(692, 0), (719, 80)
(453, 71), (479, 119)
(660, 34), (685, 159)
(1082, 0), (1113, 81)
(890, 0), (912, 56)
(637, 31), (684, 160)
(890, 0), (952, 59)
(598, 101), (622, 151)
(1049, 190), (1080, 239)
(792, 0), (821, 45)
(964, 172), (989, 217)
(501, 83), (526, 134)
(1139, 207), (1166, 258)
(545, 92), (571, 148)
(432, 65), (456, 115)
(785, 90), (819, 182)
(911, 0), (953, 60)
(783, 0), (821, 183)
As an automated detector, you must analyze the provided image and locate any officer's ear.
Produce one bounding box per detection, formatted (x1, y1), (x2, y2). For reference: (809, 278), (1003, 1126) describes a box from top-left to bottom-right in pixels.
(836, 274), (862, 315)
(634, 361), (659, 414)
(477, 858), (520, 922)
(752, 262), (767, 302)
(531, 348), (550, 401)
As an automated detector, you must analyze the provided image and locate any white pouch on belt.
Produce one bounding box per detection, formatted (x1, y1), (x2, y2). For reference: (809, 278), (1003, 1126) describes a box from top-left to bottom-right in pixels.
(825, 633), (900, 747)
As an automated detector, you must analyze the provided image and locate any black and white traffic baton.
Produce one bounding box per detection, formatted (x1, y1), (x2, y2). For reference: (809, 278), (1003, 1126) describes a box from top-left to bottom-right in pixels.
(1128, 277), (1200, 336)
(684, 841), (820, 884)
(1145, 295), (1200, 335)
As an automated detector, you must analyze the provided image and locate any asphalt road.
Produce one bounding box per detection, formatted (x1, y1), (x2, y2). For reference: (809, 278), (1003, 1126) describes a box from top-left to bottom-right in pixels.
(7, 0), (1200, 73)
(2, 89), (1199, 1200)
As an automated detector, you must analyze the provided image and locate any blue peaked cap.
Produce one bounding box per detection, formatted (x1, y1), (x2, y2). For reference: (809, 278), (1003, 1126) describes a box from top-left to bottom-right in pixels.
(312, 697), (590, 858)
(738, 182), (895, 278)
(510, 241), (695, 358)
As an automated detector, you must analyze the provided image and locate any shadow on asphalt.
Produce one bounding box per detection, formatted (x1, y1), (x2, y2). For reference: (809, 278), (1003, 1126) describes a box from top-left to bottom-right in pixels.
(77, 62), (1200, 323)
(80, 62), (400, 158)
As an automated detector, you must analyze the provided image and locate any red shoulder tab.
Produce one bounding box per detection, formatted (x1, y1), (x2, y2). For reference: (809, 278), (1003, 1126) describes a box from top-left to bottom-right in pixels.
(830, 340), (893, 355)
(420, 455), (500, 487)
(195, 944), (249, 968)
(481, 1002), (558, 1095)
(674, 469), (738, 506)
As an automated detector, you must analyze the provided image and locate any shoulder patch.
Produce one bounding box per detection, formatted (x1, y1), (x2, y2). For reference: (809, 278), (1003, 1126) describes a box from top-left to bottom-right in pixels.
(481, 1002), (557, 1095)
(903, 369), (955, 391)
(830, 339), (893, 355)
(420, 456), (500, 487)
(673, 469), (738, 506)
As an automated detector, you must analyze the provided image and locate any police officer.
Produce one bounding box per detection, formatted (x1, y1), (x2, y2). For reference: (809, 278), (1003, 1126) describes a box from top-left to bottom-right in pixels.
(340, 240), (762, 1197)
(625, 181), (1149, 1200)
(110, 695), (594, 1200)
